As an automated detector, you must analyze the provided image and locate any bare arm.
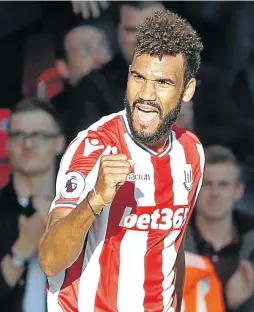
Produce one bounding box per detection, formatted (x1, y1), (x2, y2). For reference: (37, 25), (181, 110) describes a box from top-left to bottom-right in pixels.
(38, 191), (103, 277)
(39, 154), (133, 277)
(1, 212), (45, 299)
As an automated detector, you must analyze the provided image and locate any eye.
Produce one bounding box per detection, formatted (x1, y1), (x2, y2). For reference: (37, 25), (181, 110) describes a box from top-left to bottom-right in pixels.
(30, 133), (45, 141)
(9, 131), (23, 138)
(157, 80), (170, 88)
(219, 181), (230, 188)
(132, 73), (145, 82)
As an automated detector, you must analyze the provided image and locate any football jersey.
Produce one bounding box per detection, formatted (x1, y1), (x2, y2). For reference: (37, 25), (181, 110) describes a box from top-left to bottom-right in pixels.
(47, 110), (205, 312)
(182, 252), (225, 312)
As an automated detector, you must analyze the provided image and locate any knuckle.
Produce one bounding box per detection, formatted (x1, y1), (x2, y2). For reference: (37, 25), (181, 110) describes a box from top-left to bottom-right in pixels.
(101, 155), (106, 163)
(125, 161), (131, 168)
(100, 161), (105, 169)
(120, 154), (128, 160)
(100, 160), (109, 170)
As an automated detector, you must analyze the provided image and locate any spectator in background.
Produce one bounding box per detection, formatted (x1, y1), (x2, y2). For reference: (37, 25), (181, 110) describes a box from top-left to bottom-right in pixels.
(185, 145), (254, 312)
(102, 1), (165, 110)
(36, 22), (114, 100)
(0, 98), (64, 312)
(71, 1), (110, 19)
(55, 24), (112, 86)
(175, 100), (194, 132)
(52, 23), (116, 145)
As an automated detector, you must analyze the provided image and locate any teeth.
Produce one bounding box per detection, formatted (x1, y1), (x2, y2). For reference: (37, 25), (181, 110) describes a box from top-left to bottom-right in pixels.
(137, 109), (158, 122)
(139, 108), (155, 113)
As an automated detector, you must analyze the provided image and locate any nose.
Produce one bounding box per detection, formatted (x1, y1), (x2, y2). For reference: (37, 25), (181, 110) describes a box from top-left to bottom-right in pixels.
(139, 80), (157, 102)
(210, 184), (220, 197)
(23, 137), (34, 149)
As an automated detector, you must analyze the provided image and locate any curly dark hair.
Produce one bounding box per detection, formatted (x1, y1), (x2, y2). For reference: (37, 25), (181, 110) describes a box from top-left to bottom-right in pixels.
(135, 9), (203, 84)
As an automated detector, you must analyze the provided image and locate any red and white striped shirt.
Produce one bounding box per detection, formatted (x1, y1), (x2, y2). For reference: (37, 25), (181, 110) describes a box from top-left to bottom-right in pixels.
(47, 110), (205, 312)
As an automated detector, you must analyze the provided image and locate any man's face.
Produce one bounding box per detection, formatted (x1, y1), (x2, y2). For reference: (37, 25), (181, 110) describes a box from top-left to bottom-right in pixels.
(119, 5), (164, 63)
(125, 53), (195, 145)
(65, 26), (111, 84)
(196, 163), (244, 221)
(7, 110), (64, 175)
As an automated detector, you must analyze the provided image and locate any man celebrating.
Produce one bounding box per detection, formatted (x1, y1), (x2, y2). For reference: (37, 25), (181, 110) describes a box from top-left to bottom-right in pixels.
(39, 10), (204, 312)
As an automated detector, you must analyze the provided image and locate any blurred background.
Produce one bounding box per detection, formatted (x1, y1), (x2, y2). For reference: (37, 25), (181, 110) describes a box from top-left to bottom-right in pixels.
(0, 1), (253, 312)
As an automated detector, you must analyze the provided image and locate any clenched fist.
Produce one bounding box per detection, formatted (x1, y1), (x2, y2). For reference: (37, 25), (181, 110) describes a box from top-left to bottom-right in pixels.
(94, 154), (135, 205)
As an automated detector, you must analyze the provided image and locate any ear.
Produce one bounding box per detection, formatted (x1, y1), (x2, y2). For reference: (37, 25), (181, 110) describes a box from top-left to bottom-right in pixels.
(182, 78), (196, 103)
(235, 183), (244, 201)
(55, 135), (66, 155)
(55, 60), (69, 79)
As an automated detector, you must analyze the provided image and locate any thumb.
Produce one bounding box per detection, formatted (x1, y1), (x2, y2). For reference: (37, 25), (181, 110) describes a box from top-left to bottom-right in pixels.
(240, 259), (252, 271)
(128, 159), (135, 167)
(240, 259), (254, 284)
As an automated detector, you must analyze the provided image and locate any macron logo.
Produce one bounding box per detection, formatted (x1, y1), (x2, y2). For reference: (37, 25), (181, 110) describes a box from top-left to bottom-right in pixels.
(83, 138), (104, 157)
(127, 173), (151, 181)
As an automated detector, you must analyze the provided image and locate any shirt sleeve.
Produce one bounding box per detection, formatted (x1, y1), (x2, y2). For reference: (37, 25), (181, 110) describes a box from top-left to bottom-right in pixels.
(49, 131), (115, 213)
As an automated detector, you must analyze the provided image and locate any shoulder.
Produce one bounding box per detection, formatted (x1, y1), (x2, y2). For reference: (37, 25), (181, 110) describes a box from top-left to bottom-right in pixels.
(172, 124), (202, 145)
(76, 110), (125, 141)
(64, 110), (125, 156)
(172, 125), (204, 162)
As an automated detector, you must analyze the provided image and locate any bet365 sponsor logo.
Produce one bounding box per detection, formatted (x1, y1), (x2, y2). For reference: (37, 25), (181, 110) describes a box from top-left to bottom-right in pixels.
(121, 207), (190, 231)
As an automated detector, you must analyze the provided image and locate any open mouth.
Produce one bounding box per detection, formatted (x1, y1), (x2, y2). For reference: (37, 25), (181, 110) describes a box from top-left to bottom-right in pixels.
(136, 104), (159, 123)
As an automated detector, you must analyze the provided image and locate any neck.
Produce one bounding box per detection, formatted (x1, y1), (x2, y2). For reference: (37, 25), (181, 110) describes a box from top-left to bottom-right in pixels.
(13, 167), (55, 199)
(147, 133), (170, 153)
(195, 213), (235, 251)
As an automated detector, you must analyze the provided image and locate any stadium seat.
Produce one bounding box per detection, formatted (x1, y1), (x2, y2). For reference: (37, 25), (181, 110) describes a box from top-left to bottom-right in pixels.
(0, 109), (11, 188)
(37, 67), (63, 99)
(0, 162), (12, 188)
(0, 109), (10, 159)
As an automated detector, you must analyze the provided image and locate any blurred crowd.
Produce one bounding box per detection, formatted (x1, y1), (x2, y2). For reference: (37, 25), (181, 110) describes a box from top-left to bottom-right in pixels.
(0, 1), (253, 312)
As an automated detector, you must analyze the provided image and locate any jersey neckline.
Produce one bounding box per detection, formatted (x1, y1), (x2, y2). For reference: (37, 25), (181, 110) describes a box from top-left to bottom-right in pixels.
(120, 111), (173, 158)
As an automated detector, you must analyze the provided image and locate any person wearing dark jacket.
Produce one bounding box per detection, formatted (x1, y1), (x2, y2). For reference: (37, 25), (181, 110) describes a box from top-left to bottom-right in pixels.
(51, 23), (115, 145)
(101, 1), (165, 111)
(185, 145), (254, 312)
(0, 98), (64, 312)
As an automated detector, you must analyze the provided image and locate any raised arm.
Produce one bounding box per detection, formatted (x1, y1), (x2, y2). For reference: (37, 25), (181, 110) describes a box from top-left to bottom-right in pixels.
(38, 133), (133, 276)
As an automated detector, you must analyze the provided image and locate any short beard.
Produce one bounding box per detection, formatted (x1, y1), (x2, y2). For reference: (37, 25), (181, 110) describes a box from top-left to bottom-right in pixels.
(124, 95), (182, 146)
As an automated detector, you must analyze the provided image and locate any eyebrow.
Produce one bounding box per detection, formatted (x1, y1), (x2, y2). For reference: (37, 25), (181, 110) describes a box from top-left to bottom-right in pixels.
(130, 70), (176, 86)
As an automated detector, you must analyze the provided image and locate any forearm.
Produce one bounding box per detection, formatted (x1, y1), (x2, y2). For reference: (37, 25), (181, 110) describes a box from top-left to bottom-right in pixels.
(38, 192), (103, 276)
